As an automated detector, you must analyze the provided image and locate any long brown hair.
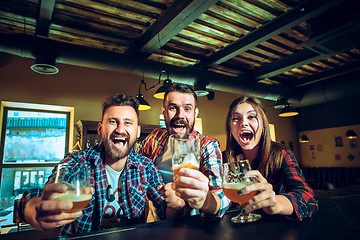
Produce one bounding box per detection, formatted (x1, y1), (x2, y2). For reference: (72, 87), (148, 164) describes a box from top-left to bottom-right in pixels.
(224, 96), (284, 179)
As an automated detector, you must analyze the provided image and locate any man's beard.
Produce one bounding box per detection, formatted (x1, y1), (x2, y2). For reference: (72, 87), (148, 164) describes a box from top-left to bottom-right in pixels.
(103, 133), (135, 161)
(165, 118), (195, 135)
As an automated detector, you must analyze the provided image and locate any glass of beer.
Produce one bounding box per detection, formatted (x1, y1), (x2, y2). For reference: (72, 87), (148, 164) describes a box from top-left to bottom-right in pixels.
(170, 133), (201, 188)
(53, 162), (92, 213)
(222, 160), (261, 223)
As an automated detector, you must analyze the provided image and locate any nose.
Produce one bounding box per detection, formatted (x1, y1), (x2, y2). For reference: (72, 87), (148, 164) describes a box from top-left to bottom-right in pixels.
(241, 118), (249, 126)
(176, 107), (186, 119)
(115, 122), (125, 133)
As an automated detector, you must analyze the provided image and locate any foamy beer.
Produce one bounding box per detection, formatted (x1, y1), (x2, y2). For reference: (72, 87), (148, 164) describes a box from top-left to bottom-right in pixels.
(53, 163), (92, 213)
(222, 160), (261, 223)
(222, 180), (257, 205)
(170, 133), (201, 188)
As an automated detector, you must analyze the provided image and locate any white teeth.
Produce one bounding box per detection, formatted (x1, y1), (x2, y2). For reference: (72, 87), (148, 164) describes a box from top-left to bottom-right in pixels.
(114, 137), (126, 141)
(241, 130), (251, 134)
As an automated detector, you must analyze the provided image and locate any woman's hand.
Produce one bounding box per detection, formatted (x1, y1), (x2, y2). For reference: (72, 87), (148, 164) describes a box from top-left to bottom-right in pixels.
(239, 170), (293, 215)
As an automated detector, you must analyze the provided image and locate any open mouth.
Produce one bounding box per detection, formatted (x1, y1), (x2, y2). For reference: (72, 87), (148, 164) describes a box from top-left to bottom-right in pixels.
(240, 130), (253, 143)
(171, 121), (188, 134)
(112, 136), (128, 149)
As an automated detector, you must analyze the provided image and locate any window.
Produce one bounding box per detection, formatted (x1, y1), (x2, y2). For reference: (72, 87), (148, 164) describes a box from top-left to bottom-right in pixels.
(0, 101), (74, 221)
(269, 124), (276, 142)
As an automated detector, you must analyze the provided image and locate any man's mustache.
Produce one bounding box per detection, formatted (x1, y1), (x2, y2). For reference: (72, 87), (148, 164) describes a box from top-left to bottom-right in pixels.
(170, 119), (189, 128)
(110, 132), (129, 139)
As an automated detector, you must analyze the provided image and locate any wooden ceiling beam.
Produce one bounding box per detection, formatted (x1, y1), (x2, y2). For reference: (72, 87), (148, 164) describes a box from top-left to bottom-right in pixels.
(253, 18), (359, 81)
(195, 0), (346, 68)
(293, 60), (360, 88)
(126, 0), (219, 55)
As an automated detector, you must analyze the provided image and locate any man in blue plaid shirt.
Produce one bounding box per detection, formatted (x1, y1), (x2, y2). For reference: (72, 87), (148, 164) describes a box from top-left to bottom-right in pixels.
(18, 94), (184, 235)
(137, 84), (230, 218)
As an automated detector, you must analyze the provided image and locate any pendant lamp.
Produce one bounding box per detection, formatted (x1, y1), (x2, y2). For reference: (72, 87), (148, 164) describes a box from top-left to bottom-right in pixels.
(154, 70), (173, 99)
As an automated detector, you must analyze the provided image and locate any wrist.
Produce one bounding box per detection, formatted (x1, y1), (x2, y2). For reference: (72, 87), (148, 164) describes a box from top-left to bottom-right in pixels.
(200, 191), (220, 215)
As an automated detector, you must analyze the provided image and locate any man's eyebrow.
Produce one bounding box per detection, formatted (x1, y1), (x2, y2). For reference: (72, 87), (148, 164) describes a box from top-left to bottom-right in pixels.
(123, 117), (134, 122)
(107, 117), (135, 122)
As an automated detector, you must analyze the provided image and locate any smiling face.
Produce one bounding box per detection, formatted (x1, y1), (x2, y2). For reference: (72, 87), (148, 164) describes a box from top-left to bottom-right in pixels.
(98, 105), (140, 163)
(162, 91), (199, 137)
(229, 102), (263, 151)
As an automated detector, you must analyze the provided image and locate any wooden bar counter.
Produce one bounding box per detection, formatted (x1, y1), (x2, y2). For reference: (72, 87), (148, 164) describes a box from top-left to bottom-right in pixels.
(2, 184), (359, 240)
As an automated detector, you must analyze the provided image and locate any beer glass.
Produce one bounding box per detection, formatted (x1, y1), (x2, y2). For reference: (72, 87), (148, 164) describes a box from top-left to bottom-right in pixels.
(222, 160), (261, 223)
(53, 162), (92, 213)
(170, 133), (201, 188)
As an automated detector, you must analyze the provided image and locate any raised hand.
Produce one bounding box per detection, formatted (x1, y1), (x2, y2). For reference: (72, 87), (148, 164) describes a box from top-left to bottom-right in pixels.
(173, 168), (210, 209)
(24, 183), (83, 230)
(240, 170), (293, 215)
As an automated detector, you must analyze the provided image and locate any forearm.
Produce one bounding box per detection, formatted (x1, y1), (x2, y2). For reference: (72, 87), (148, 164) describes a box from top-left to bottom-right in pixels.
(165, 205), (186, 219)
(200, 192), (221, 215)
(265, 195), (294, 215)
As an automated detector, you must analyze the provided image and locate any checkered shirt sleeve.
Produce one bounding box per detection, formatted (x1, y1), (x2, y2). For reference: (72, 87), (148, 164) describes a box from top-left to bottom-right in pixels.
(277, 149), (319, 221)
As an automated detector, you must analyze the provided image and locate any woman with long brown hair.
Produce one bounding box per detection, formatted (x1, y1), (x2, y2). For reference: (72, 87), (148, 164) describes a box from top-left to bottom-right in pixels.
(223, 96), (318, 220)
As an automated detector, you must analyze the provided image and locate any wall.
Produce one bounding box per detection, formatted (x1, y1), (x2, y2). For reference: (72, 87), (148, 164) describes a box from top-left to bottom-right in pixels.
(299, 124), (360, 168)
(0, 53), (299, 156)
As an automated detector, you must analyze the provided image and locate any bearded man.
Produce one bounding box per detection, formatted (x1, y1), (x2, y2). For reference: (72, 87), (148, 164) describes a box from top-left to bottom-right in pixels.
(137, 84), (230, 218)
(18, 94), (184, 236)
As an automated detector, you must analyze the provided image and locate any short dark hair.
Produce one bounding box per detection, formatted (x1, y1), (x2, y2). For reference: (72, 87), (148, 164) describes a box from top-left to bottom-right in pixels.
(163, 84), (197, 107)
(102, 94), (139, 120)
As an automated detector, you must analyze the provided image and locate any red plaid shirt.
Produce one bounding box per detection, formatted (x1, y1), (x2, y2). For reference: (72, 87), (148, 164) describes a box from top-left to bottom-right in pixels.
(18, 145), (166, 235)
(269, 148), (318, 220)
(136, 128), (230, 217)
(224, 147), (319, 221)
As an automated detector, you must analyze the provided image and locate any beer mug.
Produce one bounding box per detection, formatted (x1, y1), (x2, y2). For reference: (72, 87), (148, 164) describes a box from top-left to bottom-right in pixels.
(170, 133), (201, 188)
(53, 162), (92, 213)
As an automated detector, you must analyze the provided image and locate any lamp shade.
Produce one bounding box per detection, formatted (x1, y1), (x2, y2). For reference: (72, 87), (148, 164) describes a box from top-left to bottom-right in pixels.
(194, 82), (209, 97)
(136, 94), (151, 110)
(194, 89), (209, 97)
(279, 104), (299, 117)
(299, 135), (310, 143)
(274, 95), (288, 109)
(154, 79), (173, 99)
(346, 129), (357, 139)
(30, 54), (59, 75)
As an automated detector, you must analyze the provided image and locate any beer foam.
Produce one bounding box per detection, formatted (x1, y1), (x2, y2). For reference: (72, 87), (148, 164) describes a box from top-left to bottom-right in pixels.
(53, 193), (92, 202)
(183, 153), (199, 167)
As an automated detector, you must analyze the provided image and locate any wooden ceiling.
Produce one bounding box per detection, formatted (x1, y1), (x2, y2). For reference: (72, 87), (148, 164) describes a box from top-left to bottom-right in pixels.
(0, 0), (359, 106)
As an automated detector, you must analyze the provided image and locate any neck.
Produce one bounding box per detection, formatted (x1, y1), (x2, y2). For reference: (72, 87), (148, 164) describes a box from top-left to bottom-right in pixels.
(105, 156), (127, 172)
(242, 145), (259, 163)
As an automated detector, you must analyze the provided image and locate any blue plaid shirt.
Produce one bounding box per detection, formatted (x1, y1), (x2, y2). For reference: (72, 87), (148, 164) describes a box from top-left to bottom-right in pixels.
(18, 145), (166, 235)
(136, 128), (230, 217)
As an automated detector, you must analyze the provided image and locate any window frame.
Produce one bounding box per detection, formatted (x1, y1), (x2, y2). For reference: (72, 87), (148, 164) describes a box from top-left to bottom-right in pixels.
(0, 101), (74, 199)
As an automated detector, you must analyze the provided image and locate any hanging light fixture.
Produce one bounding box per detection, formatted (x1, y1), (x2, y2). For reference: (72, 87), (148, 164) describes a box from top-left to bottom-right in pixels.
(194, 81), (209, 97)
(274, 95), (288, 109)
(346, 129), (357, 139)
(299, 135), (310, 143)
(342, 91), (357, 139)
(136, 93), (151, 111)
(31, 52), (59, 75)
(154, 69), (173, 99)
(136, 79), (151, 111)
(279, 103), (299, 117)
